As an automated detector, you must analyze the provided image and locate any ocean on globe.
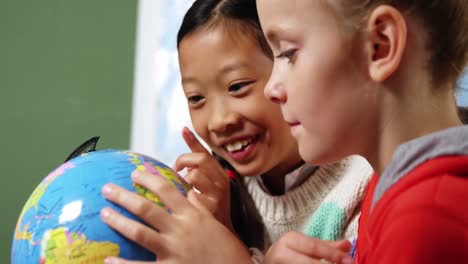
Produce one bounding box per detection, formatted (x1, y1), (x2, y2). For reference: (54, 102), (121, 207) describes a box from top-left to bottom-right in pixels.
(11, 149), (191, 263)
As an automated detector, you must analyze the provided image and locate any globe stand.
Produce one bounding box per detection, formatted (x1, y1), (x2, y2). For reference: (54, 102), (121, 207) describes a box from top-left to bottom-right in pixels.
(65, 136), (100, 162)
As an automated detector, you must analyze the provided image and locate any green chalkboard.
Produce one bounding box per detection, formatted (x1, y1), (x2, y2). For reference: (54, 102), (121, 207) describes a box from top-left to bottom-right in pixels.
(1, 0), (137, 262)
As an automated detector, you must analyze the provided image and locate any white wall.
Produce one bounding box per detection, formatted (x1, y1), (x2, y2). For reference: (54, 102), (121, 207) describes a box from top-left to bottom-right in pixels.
(130, 0), (195, 165)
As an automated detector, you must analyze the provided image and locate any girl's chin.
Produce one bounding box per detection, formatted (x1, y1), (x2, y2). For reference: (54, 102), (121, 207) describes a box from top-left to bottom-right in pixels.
(299, 148), (337, 165)
(229, 162), (266, 177)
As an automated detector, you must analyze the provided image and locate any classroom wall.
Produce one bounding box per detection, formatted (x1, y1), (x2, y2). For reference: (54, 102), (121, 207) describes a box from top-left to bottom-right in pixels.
(1, 0), (137, 262)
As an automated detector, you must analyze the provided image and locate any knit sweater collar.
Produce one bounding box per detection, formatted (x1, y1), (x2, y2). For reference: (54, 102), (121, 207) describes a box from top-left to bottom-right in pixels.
(244, 162), (346, 223)
(243, 156), (373, 251)
(253, 163), (318, 195)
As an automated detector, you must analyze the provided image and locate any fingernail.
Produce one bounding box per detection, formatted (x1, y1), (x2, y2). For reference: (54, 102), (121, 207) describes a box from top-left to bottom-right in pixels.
(102, 184), (112, 197)
(104, 257), (116, 264)
(183, 127), (194, 138)
(342, 256), (353, 264)
(100, 208), (111, 219)
(131, 170), (141, 180)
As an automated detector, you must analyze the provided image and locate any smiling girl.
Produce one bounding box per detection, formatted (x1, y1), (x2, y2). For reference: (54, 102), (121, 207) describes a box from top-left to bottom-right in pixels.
(99, 0), (373, 263)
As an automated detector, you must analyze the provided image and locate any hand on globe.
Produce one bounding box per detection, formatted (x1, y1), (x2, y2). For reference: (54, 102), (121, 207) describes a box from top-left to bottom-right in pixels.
(173, 127), (233, 231)
(264, 232), (353, 264)
(100, 169), (251, 264)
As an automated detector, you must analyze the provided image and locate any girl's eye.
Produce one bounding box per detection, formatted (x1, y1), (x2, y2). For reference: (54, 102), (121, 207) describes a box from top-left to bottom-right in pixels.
(275, 49), (298, 64)
(228, 81), (254, 93)
(187, 95), (205, 106)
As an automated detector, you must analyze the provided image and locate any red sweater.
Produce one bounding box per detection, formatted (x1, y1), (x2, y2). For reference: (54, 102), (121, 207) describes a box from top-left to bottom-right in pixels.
(356, 156), (468, 264)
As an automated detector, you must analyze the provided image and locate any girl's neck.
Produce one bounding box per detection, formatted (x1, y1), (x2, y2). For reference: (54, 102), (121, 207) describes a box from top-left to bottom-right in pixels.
(261, 158), (305, 196)
(367, 81), (463, 176)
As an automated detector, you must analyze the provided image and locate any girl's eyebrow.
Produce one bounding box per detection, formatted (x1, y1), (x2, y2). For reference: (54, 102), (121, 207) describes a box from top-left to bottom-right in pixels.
(181, 77), (200, 86)
(265, 26), (296, 46)
(218, 62), (249, 76)
(181, 63), (248, 86)
(265, 27), (282, 44)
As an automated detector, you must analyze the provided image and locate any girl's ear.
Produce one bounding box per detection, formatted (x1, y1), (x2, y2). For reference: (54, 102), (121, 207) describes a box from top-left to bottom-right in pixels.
(366, 5), (407, 82)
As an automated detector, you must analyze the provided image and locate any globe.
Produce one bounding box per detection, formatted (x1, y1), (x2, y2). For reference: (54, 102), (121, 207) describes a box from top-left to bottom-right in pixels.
(11, 149), (191, 263)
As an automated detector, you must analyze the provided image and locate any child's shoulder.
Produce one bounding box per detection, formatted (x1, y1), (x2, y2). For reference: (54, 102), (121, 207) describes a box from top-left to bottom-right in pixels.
(373, 125), (468, 205)
(372, 155), (468, 227)
(367, 155), (468, 263)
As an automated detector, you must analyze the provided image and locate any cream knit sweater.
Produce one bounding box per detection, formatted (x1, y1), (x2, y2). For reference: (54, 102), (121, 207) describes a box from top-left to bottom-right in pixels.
(244, 155), (373, 262)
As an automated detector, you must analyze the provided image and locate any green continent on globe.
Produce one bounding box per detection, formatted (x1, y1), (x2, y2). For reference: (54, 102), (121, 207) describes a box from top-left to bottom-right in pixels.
(133, 184), (165, 207)
(127, 151), (191, 207)
(40, 227), (119, 264)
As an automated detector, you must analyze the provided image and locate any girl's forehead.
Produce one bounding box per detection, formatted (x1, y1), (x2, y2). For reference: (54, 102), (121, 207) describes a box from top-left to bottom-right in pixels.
(257, 0), (337, 23)
(179, 27), (266, 65)
(179, 35), (271, 88)
(180, 26), (250, 50)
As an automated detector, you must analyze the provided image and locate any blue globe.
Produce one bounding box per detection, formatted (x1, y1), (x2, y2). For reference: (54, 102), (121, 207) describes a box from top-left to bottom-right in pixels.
(11, 149), (191, 263)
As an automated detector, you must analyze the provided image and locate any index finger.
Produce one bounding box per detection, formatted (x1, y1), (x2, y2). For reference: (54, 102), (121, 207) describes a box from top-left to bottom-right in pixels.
(285, 234), (351, 263)
(132, 170), (191, 215)
(182, 127), (209, 154)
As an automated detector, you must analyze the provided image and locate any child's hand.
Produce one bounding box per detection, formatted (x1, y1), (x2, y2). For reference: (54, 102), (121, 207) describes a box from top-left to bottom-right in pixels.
(264, 232), (354, 264)
(173, 127), (232, 230)
(100, 170), (252, 264)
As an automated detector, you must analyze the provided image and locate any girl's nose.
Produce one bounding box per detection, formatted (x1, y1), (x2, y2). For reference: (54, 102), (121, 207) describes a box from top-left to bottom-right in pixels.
(264, 73), (287, 104)
(208, 102), (241, 133)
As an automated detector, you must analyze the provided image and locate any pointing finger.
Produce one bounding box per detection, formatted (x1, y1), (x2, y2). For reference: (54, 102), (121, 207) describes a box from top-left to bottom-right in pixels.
(182, 127), (209, 154)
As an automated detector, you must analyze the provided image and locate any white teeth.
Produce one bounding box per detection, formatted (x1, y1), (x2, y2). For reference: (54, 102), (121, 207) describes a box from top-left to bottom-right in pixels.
(226, 142), (242, 152)
(225, 139), (251, 152)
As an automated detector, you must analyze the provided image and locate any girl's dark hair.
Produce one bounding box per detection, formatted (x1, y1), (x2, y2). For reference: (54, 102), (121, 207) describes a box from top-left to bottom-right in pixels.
(177, 0), (267, 249)
(212, 152), (265, 250)
(177, 0), (272, 58)
(458, 106), (468, 124)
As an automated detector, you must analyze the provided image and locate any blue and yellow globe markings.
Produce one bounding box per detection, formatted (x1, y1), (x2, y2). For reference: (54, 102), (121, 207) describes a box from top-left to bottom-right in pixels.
(12, 149), (188, 263)
(127, 151), (191, 208)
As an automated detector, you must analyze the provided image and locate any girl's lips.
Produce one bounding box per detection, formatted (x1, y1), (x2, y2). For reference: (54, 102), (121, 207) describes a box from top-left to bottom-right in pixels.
(287, 122), (302, 137)
(228, 143), (256, 161)
(225, 135), (260, 162)
(287, 121), (301, 127)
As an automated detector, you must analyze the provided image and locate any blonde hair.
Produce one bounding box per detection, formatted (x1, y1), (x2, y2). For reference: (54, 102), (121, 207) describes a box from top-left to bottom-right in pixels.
(338, 0), (468, 86)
